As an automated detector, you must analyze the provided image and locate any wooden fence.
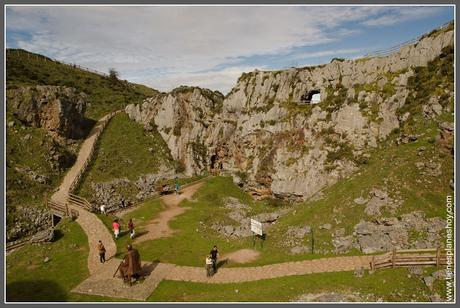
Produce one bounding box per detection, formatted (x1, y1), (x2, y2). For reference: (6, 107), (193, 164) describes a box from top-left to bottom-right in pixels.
(6, 237), (32, 252)
(68, 110), (122, 194)
(68, 193), (94, 212)
(6, 49), (109, 77)
(47, 199), (69, 218)
(371, 248), (447, 270)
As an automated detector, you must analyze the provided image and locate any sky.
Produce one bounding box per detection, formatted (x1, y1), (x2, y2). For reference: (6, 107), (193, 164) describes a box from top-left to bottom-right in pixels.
(6, 5), (454, 94)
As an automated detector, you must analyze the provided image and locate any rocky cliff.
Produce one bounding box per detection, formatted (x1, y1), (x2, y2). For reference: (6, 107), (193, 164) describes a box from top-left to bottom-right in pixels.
(126, 25), (454, 201)
(7, 85), (88, 139)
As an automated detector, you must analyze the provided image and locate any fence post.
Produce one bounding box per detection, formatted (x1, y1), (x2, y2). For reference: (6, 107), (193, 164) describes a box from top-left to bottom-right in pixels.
(371, 256), (375, 270)
(436, 247), (440, 267)
(392, 248), (396, 268)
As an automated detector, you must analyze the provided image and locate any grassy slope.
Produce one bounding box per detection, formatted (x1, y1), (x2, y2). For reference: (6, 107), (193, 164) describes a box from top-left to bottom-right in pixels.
(6, 220), (124, 302)
(6, 49), (159, 238)
(6, 113), (76, 224)
(6, 49), (158, 120)
(76, 112), (175, 201)
(96, 45), (454, 264)
(149, 267), (446, 302)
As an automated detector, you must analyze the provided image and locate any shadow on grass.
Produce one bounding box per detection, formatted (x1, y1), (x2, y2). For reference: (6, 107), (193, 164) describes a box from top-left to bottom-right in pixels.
(216, 258), (229, 271)
(53, 229), (64, 242)
(7, 280), (67, 302)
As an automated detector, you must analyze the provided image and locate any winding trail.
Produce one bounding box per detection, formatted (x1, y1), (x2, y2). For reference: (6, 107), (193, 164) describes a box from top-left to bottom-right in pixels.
(51, 111), (119, 274)
(70, 182), (374, 301)
(134, 182), (203, 243)
(72, 255), (373, 301)
(52, 112), (375, 300)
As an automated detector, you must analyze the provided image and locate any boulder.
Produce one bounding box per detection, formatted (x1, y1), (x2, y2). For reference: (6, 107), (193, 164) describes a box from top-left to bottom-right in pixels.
(31, 228), (54, 243)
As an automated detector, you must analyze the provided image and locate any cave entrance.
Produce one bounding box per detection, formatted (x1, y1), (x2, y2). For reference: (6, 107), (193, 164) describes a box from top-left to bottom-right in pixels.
(210, 155), (218, 170)
(300, 90), (321, 104)
(210, 154), (223, 173)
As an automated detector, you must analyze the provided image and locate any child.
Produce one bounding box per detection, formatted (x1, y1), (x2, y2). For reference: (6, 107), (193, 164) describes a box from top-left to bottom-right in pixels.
(205, 255), (214, 277)
(112, 220), (120, 239)
(128, 219), (135, 239)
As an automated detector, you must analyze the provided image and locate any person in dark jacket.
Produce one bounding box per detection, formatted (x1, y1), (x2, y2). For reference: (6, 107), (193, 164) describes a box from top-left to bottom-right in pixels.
(210, 245), (219, 273)
(98, 240), (106, 263)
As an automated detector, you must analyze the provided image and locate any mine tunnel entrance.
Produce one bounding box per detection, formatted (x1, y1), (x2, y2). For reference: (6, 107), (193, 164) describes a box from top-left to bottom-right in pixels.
(210, 154), (223, 171)
(300, 90), (321, 104)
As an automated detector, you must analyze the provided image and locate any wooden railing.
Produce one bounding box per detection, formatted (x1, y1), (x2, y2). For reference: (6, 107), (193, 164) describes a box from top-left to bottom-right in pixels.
(68, 193), (94, 212)
(6, 237), (32, 252)
(47, 199), (69, 217)
(371, 248), (447, 270)
(68, 110), (122, 194)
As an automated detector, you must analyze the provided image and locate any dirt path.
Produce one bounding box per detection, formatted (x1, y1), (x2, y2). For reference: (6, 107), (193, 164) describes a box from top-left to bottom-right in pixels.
(73, 255), (373, 300)
(51, 111), (120, 274)
(221, 249), (261, 264)
(134, 182), (203, 244)
(51, 111), (120, 204)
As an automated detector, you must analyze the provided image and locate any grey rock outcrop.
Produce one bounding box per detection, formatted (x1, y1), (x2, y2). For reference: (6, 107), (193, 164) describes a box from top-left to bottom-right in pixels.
(354, 211), (445, 253)
(125, 27), (453, 201)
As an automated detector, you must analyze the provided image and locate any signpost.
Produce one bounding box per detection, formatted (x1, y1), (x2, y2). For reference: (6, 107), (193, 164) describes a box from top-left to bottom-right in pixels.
(251, 219), (265, 248)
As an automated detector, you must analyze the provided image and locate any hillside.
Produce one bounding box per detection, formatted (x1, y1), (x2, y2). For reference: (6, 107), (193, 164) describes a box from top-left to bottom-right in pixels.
(5, 49), (163, 241)
(6, 49), (158, 120)
(5, 21), (455, 302)
(122, 23), (453, 256)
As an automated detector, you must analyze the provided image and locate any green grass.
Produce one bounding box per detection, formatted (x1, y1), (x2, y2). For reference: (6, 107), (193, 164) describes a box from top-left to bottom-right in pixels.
(148, 267), (444, 302)
(6, 220), (124, 302)
(6, 49), (158, 120)
(96, 198), (165, 257)
(77, 112), (175, 200)
(5, 112), (79, 240)
(99, 109), (451, 266)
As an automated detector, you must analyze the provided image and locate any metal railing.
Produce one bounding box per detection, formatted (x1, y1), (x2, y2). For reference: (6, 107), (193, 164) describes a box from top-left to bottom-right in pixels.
(363, 21), (453, 58)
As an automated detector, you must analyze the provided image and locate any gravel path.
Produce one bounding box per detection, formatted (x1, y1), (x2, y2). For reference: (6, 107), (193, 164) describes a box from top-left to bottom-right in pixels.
(51, 111), (119, 204)
(72, 255), (373, 300)
(59, 119), (372, 300)
(51, 112), (120, 274)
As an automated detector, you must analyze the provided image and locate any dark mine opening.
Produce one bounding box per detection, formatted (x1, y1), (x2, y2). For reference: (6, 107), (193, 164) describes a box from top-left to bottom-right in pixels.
(210, 155), (218, 169)
(300, 90), (321, 104)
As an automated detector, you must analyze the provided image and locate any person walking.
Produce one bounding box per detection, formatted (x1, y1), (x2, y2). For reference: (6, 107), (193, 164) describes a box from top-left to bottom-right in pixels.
(100, 204), (106, 215)
(98, 240), (106, 263)
(112, 219), (120, 239)
(205, 255), (214, 277)
(175, 178), (180, 195)
(210, 245), (219, 273)
(128, 219), (135, 239)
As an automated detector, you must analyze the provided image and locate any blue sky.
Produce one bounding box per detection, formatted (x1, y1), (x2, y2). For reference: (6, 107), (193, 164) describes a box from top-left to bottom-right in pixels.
(6, 5), (454, 94)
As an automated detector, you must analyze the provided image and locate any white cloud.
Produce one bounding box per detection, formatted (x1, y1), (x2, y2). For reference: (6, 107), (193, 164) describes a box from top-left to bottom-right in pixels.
(132, 65), (263, 93)
(5, 6), (446, 93)
(362, 6), (444, 26)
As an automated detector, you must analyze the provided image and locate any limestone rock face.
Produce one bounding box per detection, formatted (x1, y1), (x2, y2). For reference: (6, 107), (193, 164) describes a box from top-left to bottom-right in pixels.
(126, 28), (453, 200)
(126, 87), (224, 175)
(7, 85), (87, 139)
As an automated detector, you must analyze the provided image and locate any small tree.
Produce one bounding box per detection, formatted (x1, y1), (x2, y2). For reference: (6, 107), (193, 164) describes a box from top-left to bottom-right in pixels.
(108, 68), (119, 81)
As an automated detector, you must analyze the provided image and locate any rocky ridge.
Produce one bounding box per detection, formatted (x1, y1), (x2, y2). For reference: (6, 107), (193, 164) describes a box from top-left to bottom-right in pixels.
(126, 27), (454, 201)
